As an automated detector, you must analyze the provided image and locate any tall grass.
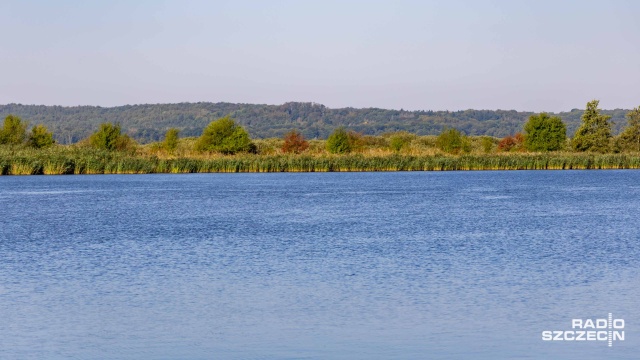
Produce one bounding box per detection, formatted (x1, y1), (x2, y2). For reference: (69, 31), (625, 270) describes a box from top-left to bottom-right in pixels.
(2, 146), (640, 175)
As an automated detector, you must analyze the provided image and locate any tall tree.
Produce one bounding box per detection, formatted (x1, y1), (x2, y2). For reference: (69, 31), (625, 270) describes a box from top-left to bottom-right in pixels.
(0, 115), (27, 145)
(523, 113), (567, 151)
(618, 107), (640, 152)
(572, 100), (612, 152)
(163, 128), (180, 152)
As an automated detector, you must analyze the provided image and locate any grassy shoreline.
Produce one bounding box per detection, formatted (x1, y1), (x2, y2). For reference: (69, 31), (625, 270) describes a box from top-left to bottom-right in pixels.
(2, 147), (640, 175)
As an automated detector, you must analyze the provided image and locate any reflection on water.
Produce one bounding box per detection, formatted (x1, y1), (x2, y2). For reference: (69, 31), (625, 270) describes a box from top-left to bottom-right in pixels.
(0, 171), (639, 359)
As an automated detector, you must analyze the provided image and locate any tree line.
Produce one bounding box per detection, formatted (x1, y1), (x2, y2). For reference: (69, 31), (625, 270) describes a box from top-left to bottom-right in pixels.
(0, 101), (632, 144)
(497, 100), (640, 154)
(1, 100), (639, 155)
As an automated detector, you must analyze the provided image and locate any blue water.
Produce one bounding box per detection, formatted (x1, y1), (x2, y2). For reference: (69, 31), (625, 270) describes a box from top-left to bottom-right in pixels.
(1, 171), (639, 359)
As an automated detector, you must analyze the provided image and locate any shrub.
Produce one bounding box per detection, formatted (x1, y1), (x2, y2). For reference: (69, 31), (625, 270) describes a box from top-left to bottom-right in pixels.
(524, 113), (566, 151)
(481, 136), (495, 153)
(347, 131), (365, 151)
(164, 128), (180, 153)
(497, 133), (525, 152)
(89, 123), (134, 151)
(282, 130), (309, 154)
(0, 115), (27, 145)
(326, 127), (352, 154)
(195, 116), (254, 154)
(27, 125), (55, 149)
(436, 128), (470, 154)
(388, 131), (414, 152)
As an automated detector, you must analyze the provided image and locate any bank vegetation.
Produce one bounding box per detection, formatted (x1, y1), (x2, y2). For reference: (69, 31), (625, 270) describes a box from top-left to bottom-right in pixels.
(1, 100), (640, 175)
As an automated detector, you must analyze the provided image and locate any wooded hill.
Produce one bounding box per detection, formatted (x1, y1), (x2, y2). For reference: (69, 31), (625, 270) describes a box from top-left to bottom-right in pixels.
(0, 102), (630, 144)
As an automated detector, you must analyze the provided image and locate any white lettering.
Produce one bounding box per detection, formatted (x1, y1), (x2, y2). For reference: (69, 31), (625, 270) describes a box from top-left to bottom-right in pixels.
(613, 319), (625, 329)
(614, 331), (624, 341)
(543, 315), (625, 344)
(584, 319), (595, 329)
(572, 319), (583, 329)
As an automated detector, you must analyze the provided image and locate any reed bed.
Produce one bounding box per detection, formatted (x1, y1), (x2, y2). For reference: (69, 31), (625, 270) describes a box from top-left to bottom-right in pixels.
(2, 147), (640, 175)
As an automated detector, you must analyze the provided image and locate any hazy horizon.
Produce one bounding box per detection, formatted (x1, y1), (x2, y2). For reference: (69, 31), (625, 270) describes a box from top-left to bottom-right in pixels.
(0, 100), (632, 114)
(2, 0), (639, 112)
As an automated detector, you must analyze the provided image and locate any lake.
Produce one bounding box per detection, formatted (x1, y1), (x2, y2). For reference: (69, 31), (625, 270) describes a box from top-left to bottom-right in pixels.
(1, 171), (638, 359)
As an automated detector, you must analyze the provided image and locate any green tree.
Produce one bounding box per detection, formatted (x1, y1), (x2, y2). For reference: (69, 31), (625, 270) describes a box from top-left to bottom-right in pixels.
(389, 136), (405, 152)
(89, 123), (133, 151)
(523, 113), (567, 151)
(282, 129), (309, 154)
(436, 128), (470, 154)
(195, 116), (253, 154)
(572, 100), (612, 152)
(27, 125), (55, 148)
(388, 131), (414, 152)
(618, 107), (640, 152)
(326, 127), (352, 154)
(164, 128), (180, 152)
(0, 115), (27, 145)
(480, 136), (495, 153)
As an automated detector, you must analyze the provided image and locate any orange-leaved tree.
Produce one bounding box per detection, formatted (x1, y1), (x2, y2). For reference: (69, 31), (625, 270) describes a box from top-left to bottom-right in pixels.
(282, 130), (309, 154)
(497, 133), (525, 152)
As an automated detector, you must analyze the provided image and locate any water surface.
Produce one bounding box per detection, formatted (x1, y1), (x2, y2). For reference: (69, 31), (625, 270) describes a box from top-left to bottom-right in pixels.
(1, 171), (639, 359)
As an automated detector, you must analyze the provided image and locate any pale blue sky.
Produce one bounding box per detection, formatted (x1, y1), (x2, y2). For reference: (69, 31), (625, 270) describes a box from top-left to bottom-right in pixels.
(1, 0), (639, 111)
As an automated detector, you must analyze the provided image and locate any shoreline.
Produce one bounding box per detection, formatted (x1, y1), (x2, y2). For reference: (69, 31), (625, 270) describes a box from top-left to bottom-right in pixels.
(3, 153), (640, 175)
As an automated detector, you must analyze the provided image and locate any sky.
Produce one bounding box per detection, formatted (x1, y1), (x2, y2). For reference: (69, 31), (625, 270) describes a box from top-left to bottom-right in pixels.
(1, 0), (639, 112)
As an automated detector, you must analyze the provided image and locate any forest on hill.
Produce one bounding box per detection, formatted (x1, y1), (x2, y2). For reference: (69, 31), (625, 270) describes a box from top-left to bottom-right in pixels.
(0, 102), (631, 144)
